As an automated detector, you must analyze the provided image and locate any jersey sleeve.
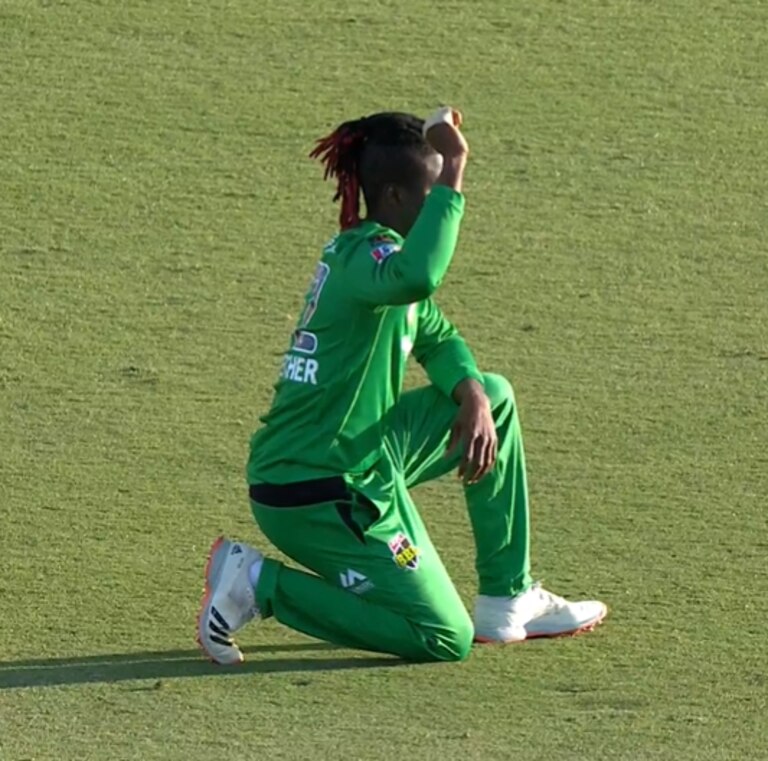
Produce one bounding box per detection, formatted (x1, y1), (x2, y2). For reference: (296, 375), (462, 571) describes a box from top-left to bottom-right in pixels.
(342, 185), (465, 306)
(412, 298), (484, 398)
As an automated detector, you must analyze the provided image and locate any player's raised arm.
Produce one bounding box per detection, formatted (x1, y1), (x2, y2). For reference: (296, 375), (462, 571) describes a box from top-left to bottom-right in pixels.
(425, 106), (469, 193)
(310, 109), (470, 306)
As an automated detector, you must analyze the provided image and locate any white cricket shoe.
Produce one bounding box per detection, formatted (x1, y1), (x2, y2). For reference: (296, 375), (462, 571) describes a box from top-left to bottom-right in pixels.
(197, 536), (263, 665)
(474, 583), (607, 643)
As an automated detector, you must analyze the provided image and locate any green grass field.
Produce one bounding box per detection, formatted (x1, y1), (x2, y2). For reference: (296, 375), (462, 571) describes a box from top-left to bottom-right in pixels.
(2, 0), (767, 758)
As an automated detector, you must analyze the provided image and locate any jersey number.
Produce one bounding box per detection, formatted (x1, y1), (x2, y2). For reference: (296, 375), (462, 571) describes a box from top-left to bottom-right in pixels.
(298, 261), (330, 328)
(290, 261), (329, 356)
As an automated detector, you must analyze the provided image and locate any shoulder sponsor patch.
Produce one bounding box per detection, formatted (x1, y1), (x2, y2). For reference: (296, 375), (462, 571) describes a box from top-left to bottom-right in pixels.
(369, 235), (401, 263)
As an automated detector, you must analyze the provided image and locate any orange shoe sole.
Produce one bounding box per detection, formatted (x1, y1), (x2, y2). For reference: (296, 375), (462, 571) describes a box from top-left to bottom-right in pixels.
(196, 536), (243, 665)
(474, 610), (607, 645)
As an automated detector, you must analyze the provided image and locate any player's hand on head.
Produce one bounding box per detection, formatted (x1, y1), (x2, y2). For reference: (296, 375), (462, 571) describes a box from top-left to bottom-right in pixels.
(424, 106), (469, 159)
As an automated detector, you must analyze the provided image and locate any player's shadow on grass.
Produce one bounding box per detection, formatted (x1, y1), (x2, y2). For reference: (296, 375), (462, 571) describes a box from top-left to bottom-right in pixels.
(0, 642), (404, 690)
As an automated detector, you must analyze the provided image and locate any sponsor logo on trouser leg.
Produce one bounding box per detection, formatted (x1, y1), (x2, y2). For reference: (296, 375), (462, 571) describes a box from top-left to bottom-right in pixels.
(388, 533), (420, 570)
(339, 569), (375, 594)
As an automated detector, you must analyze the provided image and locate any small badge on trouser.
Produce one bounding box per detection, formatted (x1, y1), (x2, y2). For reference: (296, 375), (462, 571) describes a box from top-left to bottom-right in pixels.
(388, 533), (420, 570)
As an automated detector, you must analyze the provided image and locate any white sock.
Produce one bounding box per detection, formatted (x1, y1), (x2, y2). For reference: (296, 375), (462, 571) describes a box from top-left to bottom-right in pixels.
(248, 558), (263, 590)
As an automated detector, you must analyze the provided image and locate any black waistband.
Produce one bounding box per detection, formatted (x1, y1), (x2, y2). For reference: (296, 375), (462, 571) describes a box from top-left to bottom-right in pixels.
(249, 476), (349, 508)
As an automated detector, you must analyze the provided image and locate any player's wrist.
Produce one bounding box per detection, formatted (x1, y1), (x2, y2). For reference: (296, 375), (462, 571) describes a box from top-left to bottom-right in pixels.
(437, 156), (468, 192)
(452, 377), (489, 406)
(441, 154), (468, 170)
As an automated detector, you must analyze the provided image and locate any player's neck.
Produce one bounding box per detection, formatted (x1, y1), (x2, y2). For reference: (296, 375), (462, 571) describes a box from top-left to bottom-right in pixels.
(365, 209), (407, 237)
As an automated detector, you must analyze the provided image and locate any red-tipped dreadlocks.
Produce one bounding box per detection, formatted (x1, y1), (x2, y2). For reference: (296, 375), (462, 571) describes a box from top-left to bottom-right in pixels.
(310, 113), (429, 230)
(309, 119), (368, 230)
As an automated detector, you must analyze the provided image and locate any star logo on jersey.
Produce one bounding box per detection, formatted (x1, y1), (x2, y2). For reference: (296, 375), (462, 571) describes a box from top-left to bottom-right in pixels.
(388, 532), (420, 570)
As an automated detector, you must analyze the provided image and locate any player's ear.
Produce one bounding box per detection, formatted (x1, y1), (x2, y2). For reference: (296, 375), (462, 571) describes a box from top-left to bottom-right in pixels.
(383, 183), (405, 208)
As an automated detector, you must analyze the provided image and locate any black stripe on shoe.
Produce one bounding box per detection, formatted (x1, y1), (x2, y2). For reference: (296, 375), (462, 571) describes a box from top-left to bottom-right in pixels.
(208, 634), (233, 647)
(209, 620), (229, 638)
(210, 605), (231, 631)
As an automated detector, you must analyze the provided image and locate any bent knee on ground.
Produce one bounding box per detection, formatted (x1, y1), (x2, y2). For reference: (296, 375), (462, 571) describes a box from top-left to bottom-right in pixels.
(482, 372), (516, 411)
(405, 611), (475, 663)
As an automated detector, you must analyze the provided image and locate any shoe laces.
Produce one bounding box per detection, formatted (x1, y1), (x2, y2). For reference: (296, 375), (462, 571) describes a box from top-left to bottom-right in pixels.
(529, 582), (568, 610)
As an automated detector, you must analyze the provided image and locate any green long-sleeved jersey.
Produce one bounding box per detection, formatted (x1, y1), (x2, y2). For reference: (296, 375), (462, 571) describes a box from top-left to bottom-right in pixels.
(247, 185), (482, 485)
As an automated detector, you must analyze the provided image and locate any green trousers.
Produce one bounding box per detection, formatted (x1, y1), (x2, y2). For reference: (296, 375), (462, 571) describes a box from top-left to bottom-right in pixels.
(250, 373), (532, 662)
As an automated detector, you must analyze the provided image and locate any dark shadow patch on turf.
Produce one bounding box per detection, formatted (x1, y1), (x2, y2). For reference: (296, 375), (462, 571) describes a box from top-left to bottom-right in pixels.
(0, 643), (403, 690)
